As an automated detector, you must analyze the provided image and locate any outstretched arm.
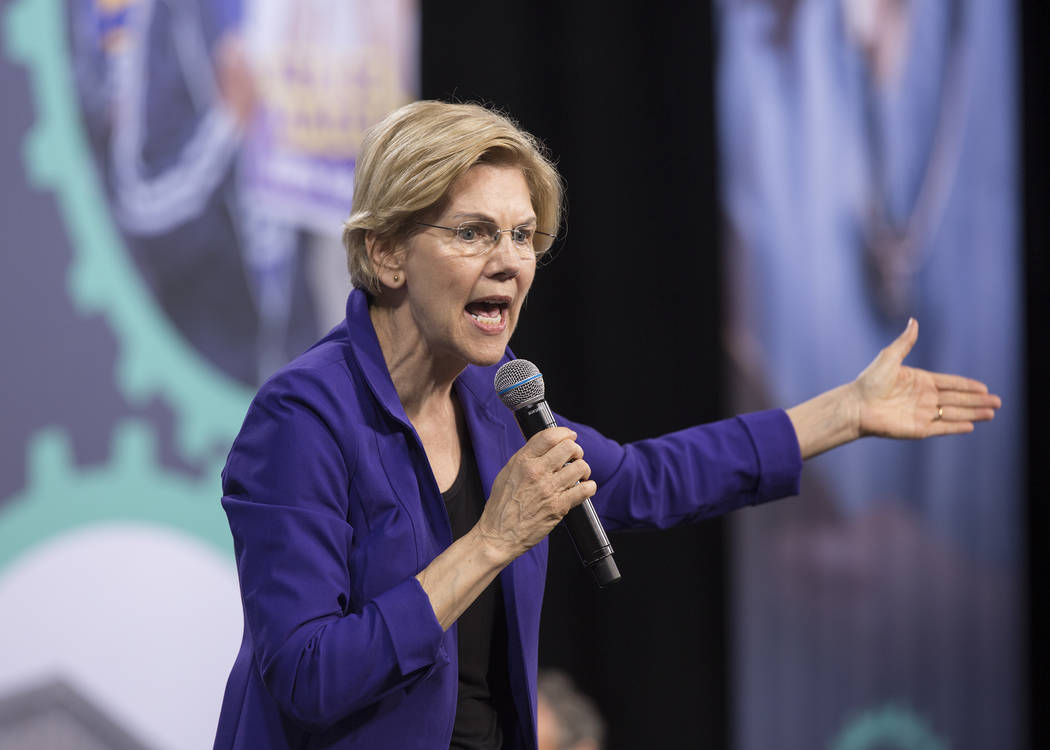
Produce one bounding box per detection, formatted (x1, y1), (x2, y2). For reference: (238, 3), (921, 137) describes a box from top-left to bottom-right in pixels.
(785, 319), (1001, 460)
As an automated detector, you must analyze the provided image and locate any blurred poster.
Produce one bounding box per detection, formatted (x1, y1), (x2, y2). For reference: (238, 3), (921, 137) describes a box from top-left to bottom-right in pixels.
(717, 0), (1023, 748)
(239, 2), (414, 233)
(235, 1), (418, 377)
(0, 0), (417, 747)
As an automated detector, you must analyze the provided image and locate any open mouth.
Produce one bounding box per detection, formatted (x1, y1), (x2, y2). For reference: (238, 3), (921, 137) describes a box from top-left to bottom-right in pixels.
(465, 297), (510, 332)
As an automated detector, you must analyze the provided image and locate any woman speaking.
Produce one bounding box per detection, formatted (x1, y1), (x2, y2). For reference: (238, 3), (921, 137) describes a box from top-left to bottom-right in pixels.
(213, 101), (1000, 749)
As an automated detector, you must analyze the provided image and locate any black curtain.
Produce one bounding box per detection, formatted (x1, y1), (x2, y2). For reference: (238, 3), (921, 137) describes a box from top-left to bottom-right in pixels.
(422, 3), (727, 748)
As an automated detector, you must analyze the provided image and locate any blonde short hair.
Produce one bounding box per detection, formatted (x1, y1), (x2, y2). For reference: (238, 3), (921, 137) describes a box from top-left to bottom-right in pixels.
(342, 100), (563, 293)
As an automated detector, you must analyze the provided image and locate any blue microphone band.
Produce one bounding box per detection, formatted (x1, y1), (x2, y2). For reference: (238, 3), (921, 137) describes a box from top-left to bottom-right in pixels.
(497, 371), (543, 396)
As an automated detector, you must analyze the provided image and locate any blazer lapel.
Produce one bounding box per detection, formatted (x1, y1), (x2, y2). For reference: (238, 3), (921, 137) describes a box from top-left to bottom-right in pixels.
(343, 289), (453, 556)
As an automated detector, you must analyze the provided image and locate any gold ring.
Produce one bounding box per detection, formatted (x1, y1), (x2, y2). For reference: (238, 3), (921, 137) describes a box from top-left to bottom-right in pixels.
(935, 406), (943, 421)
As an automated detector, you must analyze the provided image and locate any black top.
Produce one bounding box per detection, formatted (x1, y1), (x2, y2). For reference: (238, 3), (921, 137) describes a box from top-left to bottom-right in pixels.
(443, 446), (514, 750)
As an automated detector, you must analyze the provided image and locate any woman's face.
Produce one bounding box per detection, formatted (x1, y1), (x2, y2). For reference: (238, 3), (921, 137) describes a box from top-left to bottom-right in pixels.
(396, 163), (538, 368)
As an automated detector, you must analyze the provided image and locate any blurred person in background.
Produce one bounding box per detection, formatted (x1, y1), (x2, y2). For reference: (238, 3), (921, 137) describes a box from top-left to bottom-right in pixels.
(536, 670), (605, 750)
(718, 0), (1022, 746)
(70, 0), (416, 385)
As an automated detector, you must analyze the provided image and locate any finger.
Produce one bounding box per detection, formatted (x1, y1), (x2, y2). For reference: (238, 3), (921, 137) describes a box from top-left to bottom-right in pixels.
(928, 420), (976, 437)
(554, 458), (592, 488)
(931, 372), (989, 393)
(560, 480), (598, 512)
(938, 406), (998, 423)
(539, 438), (585, 471)
(885, 317), (919, 364)
(937, 391), (1002, 409)
(522, 427), (577, 457)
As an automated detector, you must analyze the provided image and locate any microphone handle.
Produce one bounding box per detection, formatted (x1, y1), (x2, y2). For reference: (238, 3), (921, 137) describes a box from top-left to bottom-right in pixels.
(512, 400), (621, 587)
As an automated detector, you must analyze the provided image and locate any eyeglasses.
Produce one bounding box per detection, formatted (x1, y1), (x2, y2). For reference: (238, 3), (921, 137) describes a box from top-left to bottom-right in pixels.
(415, 221), (556, 257)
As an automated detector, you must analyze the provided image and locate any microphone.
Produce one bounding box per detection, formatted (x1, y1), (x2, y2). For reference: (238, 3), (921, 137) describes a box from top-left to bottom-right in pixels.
(494, 359), (621, 588)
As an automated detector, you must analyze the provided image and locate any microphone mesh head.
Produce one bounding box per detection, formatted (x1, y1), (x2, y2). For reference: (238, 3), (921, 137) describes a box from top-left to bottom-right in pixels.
(494, 359), (546, 410)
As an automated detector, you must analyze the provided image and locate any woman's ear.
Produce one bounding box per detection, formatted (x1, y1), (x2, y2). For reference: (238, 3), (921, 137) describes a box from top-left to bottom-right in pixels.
(366, 231), (405, 289)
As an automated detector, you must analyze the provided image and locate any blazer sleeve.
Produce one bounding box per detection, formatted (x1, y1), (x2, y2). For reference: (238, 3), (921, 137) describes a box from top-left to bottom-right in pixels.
(220, 366), (445, 731)
(560, 409), (803, 531)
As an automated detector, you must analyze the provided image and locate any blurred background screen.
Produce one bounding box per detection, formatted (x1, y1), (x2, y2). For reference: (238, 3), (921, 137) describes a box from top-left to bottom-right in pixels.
(718, 1), (1023, 748)
(0, 1), (417, 746)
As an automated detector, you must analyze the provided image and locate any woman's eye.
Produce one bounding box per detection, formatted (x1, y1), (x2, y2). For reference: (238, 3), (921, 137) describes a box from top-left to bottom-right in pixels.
(458, 226), (479, 242)
(512, 228), (533, 244)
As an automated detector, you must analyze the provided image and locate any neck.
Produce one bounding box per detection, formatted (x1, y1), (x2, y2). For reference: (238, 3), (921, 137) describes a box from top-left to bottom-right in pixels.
(369, 296), (464, 420)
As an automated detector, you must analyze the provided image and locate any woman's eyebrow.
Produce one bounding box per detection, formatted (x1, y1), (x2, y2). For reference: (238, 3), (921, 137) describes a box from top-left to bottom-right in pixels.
(448, 211), (494, 222)
(448, 211), (538, 225)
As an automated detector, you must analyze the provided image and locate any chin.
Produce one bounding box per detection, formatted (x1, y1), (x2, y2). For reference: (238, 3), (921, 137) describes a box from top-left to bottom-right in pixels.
(469, 347), (507, 368)
(463, 336), (512, 368)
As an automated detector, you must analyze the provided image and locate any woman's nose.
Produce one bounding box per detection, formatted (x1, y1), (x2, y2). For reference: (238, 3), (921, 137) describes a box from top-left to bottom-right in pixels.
(485, 234), (525, 276)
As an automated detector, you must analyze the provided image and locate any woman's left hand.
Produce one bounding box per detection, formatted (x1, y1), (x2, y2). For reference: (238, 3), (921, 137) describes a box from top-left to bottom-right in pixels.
(853, 318), (1001, 439)
(787, 318), (1001, 459)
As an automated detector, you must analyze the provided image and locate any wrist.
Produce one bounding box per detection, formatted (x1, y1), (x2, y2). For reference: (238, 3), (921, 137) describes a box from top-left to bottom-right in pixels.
(844, 381), (864, 441)
(468, 523), (517, 570)
(787, 382), (865, 460)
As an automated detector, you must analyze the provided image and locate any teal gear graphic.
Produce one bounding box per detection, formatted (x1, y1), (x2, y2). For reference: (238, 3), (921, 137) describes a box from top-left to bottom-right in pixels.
(3, 0), (252, 461)
(0, 422), (232, 569)
(1, 0), (252, 561)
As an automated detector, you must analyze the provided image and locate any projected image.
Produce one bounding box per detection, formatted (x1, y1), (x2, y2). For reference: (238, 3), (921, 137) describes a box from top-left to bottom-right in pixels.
(0, 1), (418, 747)
(69, 0), (418, 386)
(717, 0), (1023, 748)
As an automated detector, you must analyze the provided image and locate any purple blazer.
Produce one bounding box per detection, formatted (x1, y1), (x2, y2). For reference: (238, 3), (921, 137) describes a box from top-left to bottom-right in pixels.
(213, 288), (802, 749)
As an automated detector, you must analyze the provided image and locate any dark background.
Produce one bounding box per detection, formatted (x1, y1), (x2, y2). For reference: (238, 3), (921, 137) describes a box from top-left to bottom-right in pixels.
(422, 1), (1046, 748)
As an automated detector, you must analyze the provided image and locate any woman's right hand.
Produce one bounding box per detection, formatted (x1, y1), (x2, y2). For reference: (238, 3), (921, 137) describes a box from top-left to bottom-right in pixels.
(417, 427), (594, 630)
(476, 427), (596, 563)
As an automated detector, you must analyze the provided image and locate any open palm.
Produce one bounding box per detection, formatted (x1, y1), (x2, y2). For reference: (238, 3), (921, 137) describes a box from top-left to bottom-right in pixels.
(855, 319), (1000, 439)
